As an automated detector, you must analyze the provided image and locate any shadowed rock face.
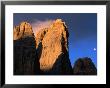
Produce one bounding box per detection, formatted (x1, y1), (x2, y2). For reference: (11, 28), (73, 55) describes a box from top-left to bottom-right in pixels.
(36, 19), (72, 74)
(73, 57), (97, 75)
(14, 22), (40, 75)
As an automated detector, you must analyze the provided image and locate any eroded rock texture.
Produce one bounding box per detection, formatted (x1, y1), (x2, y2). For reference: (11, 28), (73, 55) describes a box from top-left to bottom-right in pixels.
(36, 19), (72, 74)
(73, 57), (97, 75)
(14, 22), (40, 75)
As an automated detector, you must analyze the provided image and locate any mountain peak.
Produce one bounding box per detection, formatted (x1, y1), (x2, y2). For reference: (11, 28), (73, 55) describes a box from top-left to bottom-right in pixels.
(35, 19), (72, 74)
(14, 22), (34, 40)
(73, 57), (97, 75)
(55, 19), (63, 23)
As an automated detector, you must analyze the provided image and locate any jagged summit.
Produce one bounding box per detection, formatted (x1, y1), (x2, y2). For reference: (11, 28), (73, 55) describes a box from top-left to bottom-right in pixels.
(36, 19), (69, 48)
(13, 22), (34, 40)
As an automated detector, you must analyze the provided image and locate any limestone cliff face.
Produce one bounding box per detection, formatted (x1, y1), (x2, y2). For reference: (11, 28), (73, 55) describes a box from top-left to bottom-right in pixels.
(14, 22), (40, 75)
(36, 19), (72, 74)
(73, 57), (97, 75)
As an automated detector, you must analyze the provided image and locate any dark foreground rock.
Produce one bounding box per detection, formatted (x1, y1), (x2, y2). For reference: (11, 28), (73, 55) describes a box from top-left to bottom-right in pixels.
(73, 57), (97, 75)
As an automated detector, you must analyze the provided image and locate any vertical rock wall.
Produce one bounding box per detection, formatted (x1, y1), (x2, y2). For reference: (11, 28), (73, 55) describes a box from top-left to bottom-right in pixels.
(36, 19), (72, 74)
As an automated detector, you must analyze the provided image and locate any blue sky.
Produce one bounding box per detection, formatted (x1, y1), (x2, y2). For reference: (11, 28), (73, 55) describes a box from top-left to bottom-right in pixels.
(14, 13), (97, 68)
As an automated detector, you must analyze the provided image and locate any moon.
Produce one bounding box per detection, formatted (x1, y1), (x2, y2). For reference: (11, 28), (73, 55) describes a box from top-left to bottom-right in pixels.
(93, 48), (96, 51)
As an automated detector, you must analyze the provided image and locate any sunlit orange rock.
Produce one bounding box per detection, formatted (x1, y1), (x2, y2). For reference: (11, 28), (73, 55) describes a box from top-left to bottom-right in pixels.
(36, 19), (72, 74)
(13, 22), (34, 40)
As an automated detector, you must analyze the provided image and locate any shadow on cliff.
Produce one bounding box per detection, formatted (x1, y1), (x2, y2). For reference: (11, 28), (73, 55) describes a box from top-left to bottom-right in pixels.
(14, 36), (41, 75)
(39, 35), (73, 75)
(34, 42), (42, 74)
(40, 51), (73, 75)
(51, 51), (73, 75)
